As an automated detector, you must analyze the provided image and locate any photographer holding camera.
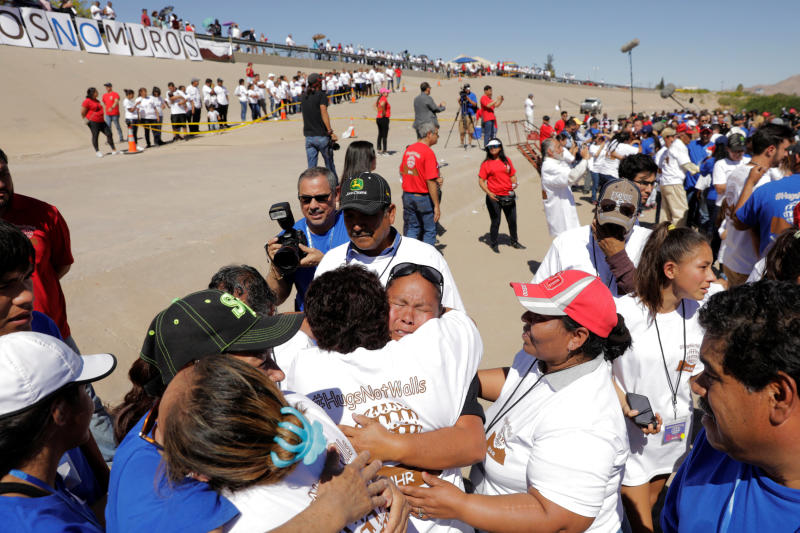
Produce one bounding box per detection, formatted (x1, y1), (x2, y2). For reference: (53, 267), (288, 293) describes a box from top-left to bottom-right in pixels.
(457, 84), (478, 149)
(301, 73), (338, 178)
(265, 167), (349, 311)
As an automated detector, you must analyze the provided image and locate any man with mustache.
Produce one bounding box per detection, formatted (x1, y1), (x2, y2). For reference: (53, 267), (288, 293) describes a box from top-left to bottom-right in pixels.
(662, 280), (800, 532)
(313, 172), (464, 310)
(266, 167), (349, 311)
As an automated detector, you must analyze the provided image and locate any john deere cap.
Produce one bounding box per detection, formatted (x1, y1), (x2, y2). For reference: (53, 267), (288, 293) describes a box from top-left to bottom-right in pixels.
(339, 172), (392, 215)
(140, 290), (304, 389)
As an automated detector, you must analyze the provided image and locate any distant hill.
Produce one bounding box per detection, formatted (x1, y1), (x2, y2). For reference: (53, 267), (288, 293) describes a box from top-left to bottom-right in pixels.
(748, 74), (800, 96)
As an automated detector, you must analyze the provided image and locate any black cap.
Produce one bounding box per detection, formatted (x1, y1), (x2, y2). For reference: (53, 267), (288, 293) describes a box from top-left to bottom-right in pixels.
(140, 290), (304, 388)
(103, 82), (112, 87)
(728, 133), (746, 151)
(308, 73), (321, 85)
(340, 172), (392, 215)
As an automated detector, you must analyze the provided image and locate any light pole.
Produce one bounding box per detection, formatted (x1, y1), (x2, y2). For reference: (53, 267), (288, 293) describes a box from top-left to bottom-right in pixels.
(620, 39), (639, 115)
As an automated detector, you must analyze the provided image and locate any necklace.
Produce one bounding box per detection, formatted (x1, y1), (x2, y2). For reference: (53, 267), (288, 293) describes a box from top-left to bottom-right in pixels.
(653, 300), (687, 420)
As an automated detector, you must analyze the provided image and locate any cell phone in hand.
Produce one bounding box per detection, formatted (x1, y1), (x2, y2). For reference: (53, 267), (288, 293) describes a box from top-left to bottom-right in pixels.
(626, 393), (657, 427)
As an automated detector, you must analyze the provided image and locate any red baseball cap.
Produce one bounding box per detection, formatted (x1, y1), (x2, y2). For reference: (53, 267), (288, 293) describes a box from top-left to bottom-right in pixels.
(510, 270), (618, 338)
(762, 111), (770, 117)
(676, 123), (689, 134)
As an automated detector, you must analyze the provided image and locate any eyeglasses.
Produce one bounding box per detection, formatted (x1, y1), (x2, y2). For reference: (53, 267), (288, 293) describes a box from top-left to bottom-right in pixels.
(298, 193), (333, 204)
(634, 178), (657, 187)
(599, 199), (637, 218)
(387, 263), (444, 299)
(138, 403), (164, 451)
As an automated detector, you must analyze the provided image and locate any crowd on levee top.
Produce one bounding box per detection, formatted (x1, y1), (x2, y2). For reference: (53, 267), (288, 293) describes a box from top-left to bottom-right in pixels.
(2, 79), (800, 531)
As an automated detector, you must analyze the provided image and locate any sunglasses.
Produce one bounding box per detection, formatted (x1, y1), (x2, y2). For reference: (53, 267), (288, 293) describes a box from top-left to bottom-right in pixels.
(298, 193), (333, 204)
(388, 262), (444, 299)
(599, 198), (637, 218)
(138, 403), (164, 451)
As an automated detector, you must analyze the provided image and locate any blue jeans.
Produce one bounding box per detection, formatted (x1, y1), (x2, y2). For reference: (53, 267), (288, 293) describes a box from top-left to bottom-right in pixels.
(305, 136), (337, 177)
(590, 172), (600, 202)
(240, 102), (247, 122)
(483, 119), (497, 146)
(402, 192), (436, 245)
(249, 102), (261, 120)
(106, 114), (123, 141)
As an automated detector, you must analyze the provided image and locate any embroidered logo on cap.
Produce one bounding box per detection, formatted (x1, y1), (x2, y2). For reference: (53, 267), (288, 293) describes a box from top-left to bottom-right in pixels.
(350, 178), (364, 191)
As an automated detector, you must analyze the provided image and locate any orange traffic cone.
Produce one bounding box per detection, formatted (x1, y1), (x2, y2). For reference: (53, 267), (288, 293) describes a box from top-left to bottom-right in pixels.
(437, 80), (441, 87)
(349, 117), (356, 138)
(280, 107), (287, 120)
(351, 91), (356, 103)
(402, 85), (406, 92)
(124, 130), (140, 155)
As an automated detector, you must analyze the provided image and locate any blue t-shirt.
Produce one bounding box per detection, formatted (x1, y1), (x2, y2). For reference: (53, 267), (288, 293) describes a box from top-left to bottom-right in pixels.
(685, 140), (713, 190)
(736, 174), (800, 255)
(701, 157), (719, 203)
(641, 137), (655, 156)
(0, 485), (103, 533)
(662, 429), (800, 532)
(31, 310), (63, 339)
(462, 92), (478, 116)
(286, 211), (349, 311)
(106, 414), (239, 533)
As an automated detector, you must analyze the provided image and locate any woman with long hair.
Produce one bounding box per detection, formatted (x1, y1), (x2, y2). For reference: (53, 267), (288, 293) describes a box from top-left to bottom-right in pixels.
(612, 223), (721, 532)
(159, 355), (405, 533)
(341, 140), (377, 180)
(478, 138), (522, 253)
(375, 88), (391, 155)
(81, 87), (117, 157)
(400, 270), (633, 533)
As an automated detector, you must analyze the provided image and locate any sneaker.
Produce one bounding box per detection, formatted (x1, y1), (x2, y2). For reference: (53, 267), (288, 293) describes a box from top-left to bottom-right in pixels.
(510, 241), (526, 250)
(137, 145), (145, 150)
(112, 150), (121, 155)
(490, 243), (500, 254)
(95, 151), (103, 158)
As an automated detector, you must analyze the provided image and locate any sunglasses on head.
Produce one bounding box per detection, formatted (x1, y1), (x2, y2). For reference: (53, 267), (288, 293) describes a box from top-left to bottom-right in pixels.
(298, 193), (333, 204)
(388, 263), (444, 298)
(599, 198), (637, 218)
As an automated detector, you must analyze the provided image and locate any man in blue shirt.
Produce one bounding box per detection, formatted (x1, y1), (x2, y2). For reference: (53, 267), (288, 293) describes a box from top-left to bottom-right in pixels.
(662, 280), (800, 532)
(686, 126), (714, 228)
(266, 167), (349, 310)
(457, 84), (478, 148)
(734, 143), (800, 254)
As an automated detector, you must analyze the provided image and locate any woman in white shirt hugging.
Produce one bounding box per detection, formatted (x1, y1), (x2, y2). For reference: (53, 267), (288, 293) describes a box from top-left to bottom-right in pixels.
(159, 355), (408, 533)
(401, 270), (633, 533)
(612, 223), (720, 532)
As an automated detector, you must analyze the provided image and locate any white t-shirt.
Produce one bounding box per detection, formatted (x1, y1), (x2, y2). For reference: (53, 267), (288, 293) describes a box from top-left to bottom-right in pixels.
(186, 85), (202, 107)
(540, 157), (580, 237)
(214, 85), (229, 105)
(314, 233), (465, 310)
(246, 89), (259, 105)
(596, 142), (638, 178)
(533, 225), (652, 297)
(223, 393), (388, 533)
(207, 110), (220, 122)
(718, 164), (764, 274)
(168, 90), (187, 115)
(612, 284), (724, 485)
(472, 354), (628, 533)
(659, 139), (691, 186)
(202, 85), (214, 106)
(524, 98), (534, 115)
(282, 311), (481, 533)
(90, 4), (102, 20)
(123, 97), (138, 120)
(712, 157), (751, 207)
(233, 85), (248, 103)
(136, 96), (158, 120)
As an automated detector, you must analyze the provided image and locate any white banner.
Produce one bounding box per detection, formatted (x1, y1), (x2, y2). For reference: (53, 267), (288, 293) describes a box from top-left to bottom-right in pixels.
(46, 11), (80, 51)
(125, 22), (152, 57)
(20, 7), (56, 49)
(0, 7), (32, 47)
(162, 29), (185, 60)
(74, 17), (107, 54)
(145, 26), (172, 59)
(197, 39), (232, 58)
(180, 31), (202, 61)
(102, 19), (130, 56)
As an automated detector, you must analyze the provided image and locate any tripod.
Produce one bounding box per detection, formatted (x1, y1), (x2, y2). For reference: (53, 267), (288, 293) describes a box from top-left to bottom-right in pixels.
(444, 99), (476, 149)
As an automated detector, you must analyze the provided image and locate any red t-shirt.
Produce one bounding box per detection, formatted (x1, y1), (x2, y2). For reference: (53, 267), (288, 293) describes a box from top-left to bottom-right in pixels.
(394, 68), (402, 77)
(377, 96), (391, 119)
(540, 123), (554, 141)
(102, 91), (120, 116)
(399, 142), (439, 194)
(141, 12), (150, 26)
(479, 158), (516, 195)
(3, 194), (74, 338)
(82, 98), (104, 123)
(480, 95), (496, 122)
(554, 119), (566, 134)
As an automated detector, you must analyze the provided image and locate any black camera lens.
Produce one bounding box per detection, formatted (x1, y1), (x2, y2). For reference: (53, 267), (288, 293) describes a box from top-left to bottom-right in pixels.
(273, 246), (301, 275)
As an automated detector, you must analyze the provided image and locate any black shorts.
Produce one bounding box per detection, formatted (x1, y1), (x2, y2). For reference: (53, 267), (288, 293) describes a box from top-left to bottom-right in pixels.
(171, 113), (187, 124)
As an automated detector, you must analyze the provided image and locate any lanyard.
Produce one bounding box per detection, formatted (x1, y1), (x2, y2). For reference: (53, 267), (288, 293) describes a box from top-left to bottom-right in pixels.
(8, 469), (99, 525)
(346, 237), (402, 282)
(486, 360), (544, 434)
(305, 223), (335, 253)
(653, 301), (687, 420)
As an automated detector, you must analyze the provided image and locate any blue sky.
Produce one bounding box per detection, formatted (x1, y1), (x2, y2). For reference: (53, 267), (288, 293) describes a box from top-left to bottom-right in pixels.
(116, 0), (798, 90)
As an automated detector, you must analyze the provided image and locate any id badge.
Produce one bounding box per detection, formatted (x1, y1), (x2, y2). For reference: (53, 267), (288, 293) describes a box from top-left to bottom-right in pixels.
(662, 416), (689, 445)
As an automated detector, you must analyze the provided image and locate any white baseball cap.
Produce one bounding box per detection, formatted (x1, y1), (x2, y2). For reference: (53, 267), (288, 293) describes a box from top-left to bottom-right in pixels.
(0, 332), (116, 418)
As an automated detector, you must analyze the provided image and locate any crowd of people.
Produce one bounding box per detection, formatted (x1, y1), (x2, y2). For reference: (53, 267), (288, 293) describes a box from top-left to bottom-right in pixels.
(5, 73), (800, 531)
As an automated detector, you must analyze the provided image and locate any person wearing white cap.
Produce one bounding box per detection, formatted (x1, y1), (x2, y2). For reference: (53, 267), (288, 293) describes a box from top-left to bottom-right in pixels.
(0, 332), (115, 532)
(400, 270), (632, 532)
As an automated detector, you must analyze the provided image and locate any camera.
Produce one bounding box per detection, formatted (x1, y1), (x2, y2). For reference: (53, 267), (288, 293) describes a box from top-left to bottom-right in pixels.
(330, 141), (341, 151)
(267, 202), (308, 275)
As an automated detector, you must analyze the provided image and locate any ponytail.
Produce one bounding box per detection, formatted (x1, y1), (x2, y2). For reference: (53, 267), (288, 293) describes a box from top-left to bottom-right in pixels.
(111, 358), (159, 443)
(634, 222), (709, 320)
